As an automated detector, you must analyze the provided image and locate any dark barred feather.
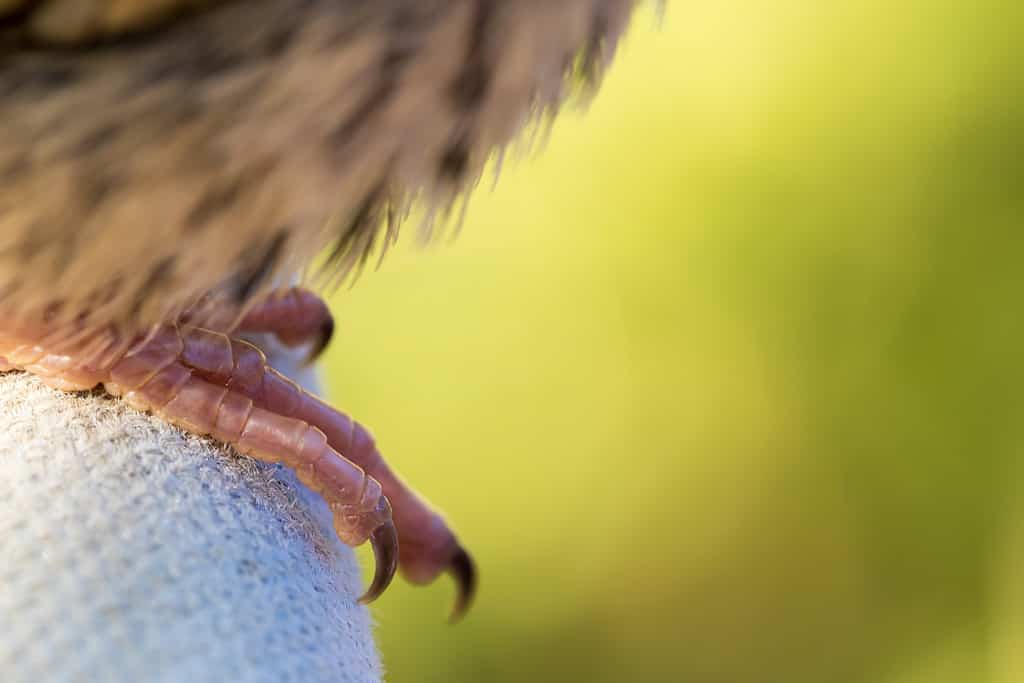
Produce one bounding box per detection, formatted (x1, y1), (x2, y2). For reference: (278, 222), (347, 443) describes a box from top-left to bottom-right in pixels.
(0, 0), (645, 344)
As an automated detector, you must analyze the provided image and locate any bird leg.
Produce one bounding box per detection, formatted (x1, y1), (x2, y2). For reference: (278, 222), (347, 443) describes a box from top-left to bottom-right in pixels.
(0, 303), (475, 617)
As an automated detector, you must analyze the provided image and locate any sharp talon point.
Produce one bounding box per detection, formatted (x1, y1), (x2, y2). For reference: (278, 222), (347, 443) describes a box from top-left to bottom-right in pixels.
(303, 315), (335, 366)
(447, 546), (477, 623)
(358, 522), (399, 605)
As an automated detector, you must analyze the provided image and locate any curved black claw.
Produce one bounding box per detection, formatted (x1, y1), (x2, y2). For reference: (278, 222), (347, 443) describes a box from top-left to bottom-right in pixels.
(358, 522), (399, 605)
(303, 314), (335, 366)
(448, 546), (477, 623)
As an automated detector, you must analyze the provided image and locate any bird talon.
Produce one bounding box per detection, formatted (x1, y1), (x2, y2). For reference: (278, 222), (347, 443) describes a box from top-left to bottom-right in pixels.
(359, 520), (399, 605)
(302, 314), (335, 366)
(447, 545), (477, 623)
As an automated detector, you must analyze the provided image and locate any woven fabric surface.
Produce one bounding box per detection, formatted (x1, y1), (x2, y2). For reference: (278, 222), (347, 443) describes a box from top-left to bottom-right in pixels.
(0, 349), (382, 683)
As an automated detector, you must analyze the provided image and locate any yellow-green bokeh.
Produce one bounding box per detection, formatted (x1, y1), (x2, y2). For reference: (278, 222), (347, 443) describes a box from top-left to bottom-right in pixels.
(324, 3), (1024, 681)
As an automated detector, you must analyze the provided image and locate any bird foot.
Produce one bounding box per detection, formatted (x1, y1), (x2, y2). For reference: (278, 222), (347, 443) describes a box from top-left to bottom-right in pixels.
(0, 288), (475, 618)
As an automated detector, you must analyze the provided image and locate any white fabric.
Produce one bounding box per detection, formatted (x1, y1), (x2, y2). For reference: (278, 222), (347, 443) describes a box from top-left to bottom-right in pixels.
(0, 348), (381, 683)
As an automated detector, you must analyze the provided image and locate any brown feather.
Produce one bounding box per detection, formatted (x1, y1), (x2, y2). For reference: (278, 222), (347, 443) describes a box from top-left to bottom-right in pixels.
(0, 0), (643, 338)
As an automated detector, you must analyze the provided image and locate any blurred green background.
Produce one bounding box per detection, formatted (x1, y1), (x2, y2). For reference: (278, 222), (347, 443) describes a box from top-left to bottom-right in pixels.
(323, 3), (1024, 681)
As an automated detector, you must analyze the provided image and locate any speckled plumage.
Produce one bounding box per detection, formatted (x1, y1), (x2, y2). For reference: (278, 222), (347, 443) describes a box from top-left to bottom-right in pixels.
(0, 0), (642, 336)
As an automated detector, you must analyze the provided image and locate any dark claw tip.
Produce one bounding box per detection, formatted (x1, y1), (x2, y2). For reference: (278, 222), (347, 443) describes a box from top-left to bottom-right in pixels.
(303, 315), (335, 366)
(358, 523), (399, 605)
(448, 546), (477, 623)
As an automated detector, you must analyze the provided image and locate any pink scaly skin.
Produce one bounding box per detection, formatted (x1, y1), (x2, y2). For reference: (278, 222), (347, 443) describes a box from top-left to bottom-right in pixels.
(0, 294), (475, 618)
(236, 287), (336, 362)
